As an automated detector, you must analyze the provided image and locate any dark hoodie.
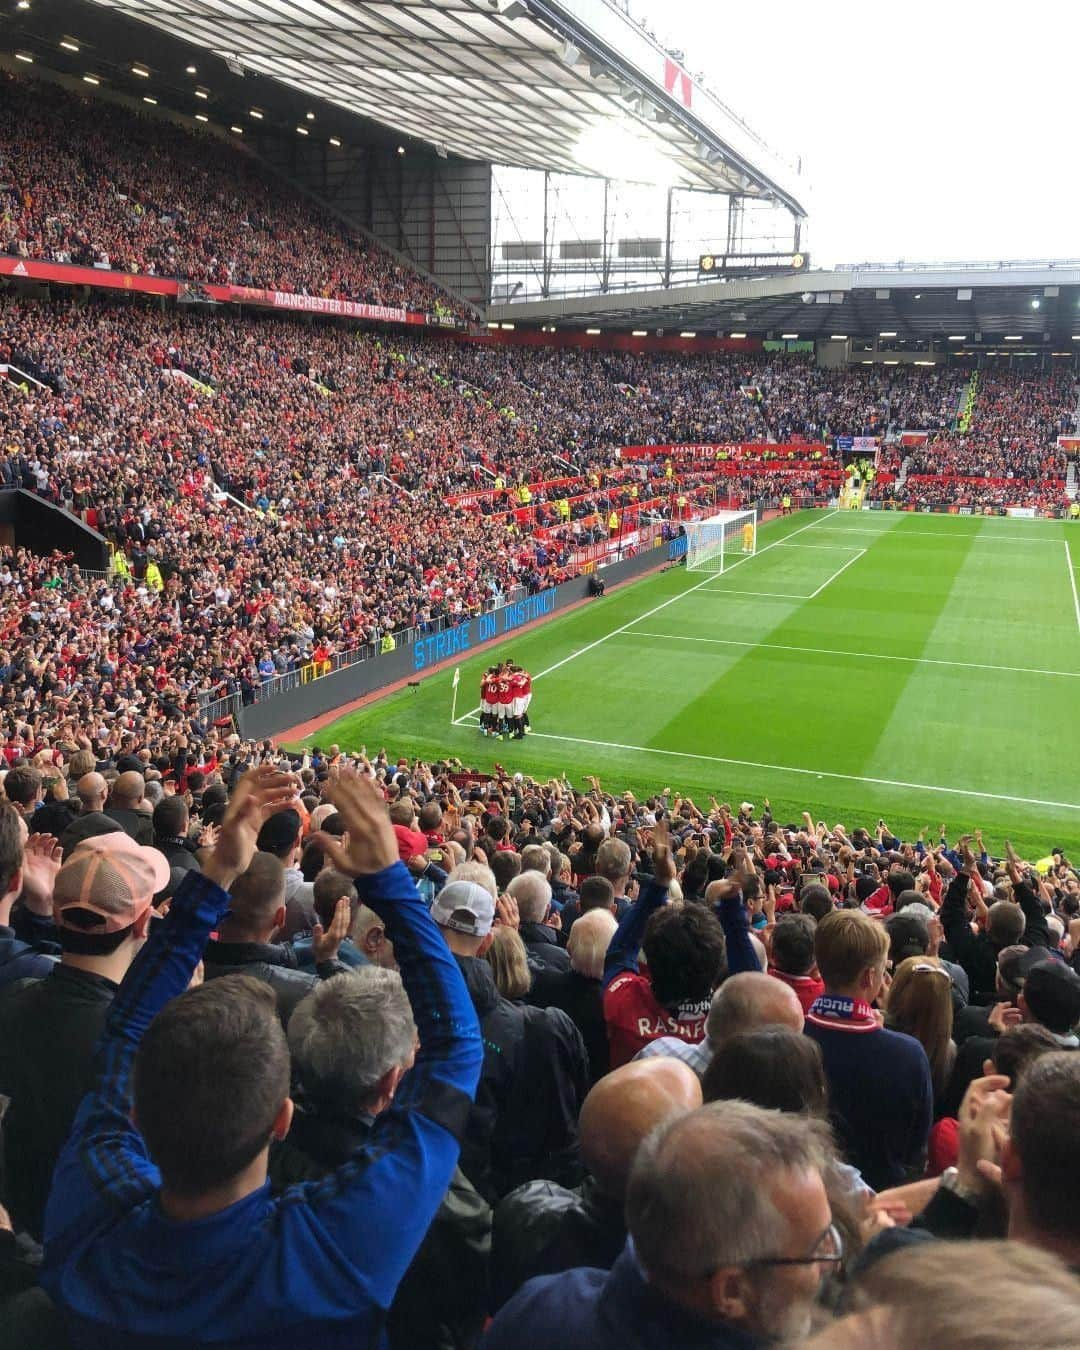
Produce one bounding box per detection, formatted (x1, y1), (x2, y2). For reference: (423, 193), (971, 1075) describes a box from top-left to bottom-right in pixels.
(270, 1106), (491, 1350)
(453, 953), (589, 1203)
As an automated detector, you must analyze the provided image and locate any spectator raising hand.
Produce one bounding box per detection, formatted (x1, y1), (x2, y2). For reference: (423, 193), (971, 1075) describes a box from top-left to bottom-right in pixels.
(201, 766), (299, 891)
(649, 818), (676, 886)
(311, 772), (400, 877)
(18, 834), (62, 916)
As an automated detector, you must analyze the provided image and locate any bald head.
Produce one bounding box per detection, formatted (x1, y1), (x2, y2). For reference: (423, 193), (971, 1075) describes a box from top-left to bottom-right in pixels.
(219, 854), (287, 941)
(77, 772), (108, 813)
(111, 771), (146, 809)
(705, 971), (805, 1046)
(580, 1057), (702, 1200)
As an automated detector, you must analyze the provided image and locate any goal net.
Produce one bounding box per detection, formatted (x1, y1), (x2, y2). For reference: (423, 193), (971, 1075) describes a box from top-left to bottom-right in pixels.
(684, 509), (757, 574)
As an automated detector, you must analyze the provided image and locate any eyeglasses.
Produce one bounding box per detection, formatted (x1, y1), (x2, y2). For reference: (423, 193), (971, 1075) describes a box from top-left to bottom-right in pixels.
(747, 1222), (844, 1269)
(908, 962), (951, 979)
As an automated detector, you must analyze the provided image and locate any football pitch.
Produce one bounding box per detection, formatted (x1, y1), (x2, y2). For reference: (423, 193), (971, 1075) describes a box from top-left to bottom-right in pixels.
(304, 509), (1080, 856)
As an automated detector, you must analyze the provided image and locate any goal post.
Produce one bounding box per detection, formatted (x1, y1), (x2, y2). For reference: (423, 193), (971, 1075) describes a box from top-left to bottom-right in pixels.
(684, 509), (757, 574)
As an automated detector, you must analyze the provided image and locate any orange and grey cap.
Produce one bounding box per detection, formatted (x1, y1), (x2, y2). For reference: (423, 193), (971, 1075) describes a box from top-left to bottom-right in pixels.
(53, 832), (170, 934)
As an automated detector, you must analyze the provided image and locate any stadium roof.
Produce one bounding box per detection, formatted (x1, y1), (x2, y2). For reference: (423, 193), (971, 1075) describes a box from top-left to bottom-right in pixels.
(486, 262), (1080, 341)
(88, 0), (806, 213)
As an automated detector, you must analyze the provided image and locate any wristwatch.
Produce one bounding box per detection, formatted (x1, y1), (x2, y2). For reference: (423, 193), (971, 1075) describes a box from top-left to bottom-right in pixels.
(939, 1166), (981, 1205)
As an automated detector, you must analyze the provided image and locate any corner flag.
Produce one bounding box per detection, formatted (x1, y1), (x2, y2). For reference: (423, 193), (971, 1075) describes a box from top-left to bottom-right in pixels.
(450, 665), (461, 725)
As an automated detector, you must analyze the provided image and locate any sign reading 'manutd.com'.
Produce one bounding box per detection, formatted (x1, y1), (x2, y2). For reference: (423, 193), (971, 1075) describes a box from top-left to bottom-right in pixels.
(413, 589), (557, 671)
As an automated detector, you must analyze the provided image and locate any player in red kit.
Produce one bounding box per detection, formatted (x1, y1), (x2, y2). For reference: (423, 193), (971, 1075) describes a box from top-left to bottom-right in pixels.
(521, 666), (533, 733)
(479, 666), (498, 736)
(508, 665), (529, 739)
(495, 668), (514, 740)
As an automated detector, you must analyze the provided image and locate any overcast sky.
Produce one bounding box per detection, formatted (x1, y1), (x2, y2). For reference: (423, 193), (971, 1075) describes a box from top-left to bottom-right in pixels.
(652, 0), (1080, 267)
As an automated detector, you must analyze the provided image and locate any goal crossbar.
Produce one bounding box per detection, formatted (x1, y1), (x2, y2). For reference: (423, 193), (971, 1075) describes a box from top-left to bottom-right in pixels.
(684, 509), (757, 574)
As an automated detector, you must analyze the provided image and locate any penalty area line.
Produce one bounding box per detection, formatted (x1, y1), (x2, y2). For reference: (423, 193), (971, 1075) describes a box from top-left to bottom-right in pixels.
(514, 729), (1080, 813)
(1066, 539), (1080, 635)
(625, 630), (1080, 681)
(808, 547), (866, 598)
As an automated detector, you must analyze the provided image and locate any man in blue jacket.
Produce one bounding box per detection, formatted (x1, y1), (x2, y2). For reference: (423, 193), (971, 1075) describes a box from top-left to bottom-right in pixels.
(41, 766), (483, 1349)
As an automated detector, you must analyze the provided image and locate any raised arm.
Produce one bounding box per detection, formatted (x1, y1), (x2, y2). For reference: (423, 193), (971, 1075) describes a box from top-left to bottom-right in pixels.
(43, 768), (299, 1253)
(940, 852), (977, 957)
(603, 819), (674, 989)
(1005, 840), (1050, 950)
(708, 847), (761, 976)
(302, 772), (483, 1305)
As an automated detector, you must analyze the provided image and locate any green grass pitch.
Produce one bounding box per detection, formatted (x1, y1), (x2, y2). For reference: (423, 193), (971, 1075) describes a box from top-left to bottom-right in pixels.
(299, 509), (1080, 857)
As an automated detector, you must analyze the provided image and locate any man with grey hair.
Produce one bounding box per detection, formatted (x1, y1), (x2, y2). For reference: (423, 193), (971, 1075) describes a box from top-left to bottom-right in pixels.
(596, 837), (633, 899)
(271, 972), (491, 1350)
(286, 969), (417, 1117)
(485, 1100), (838, 1348)
(508, 871), (569, 974)
(635, 971), (805, 1076)
(520, 843), (552, 879)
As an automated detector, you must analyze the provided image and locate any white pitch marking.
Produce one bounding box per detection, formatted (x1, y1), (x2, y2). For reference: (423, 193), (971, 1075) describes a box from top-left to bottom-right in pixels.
(810, 525), (1063, 544)
(771, 541), (869, 551)
(807, 547), (867, 598)
(451, 509), (841, 725)
(1067, 539), (1080, 635)
(512, 728), (1080, 813)
(626, 630), (1080, 681)
(694, 588), (815, 600)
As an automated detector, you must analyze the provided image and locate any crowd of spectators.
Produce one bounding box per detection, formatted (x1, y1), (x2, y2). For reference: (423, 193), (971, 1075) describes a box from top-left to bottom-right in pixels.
(2, 289), (1077, 747)
(1, 744), (1079, 1347)
(0, 73), (473, 320)
(2, 59), (1080, 1350)
(880, 367), (1076, 488)
(879, 364), (970, 434)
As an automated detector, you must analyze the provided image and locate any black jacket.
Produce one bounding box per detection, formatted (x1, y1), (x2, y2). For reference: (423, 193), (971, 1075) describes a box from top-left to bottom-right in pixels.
(941, 873), (1049, 1003)
(520, 922), (571, 975)
(492, 1174), (625, 1311)
(0, 965), (116, 1239)
(152, 835), (202, 875)
(104, 805), (154, 846)
(31, 799), (79, 840)
(203, 938), (346, 1025)
(454, 955), (589, 1202)
(270, 1106), (491, 1350)
(527, 967), (610, 1084)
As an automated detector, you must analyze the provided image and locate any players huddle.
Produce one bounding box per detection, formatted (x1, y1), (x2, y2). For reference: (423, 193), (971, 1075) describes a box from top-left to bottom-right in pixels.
(479, 661), (532, 739)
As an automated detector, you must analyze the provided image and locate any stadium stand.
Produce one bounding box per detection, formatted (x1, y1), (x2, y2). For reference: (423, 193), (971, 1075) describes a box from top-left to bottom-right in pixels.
(1, 284), (1076, 739)
(2, 61), (1080, 1350)
(0, 74), (473, 320)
